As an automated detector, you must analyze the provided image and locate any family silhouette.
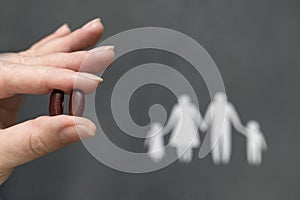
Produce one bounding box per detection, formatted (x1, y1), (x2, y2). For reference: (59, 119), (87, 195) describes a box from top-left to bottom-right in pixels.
(144, 92), (267, 166)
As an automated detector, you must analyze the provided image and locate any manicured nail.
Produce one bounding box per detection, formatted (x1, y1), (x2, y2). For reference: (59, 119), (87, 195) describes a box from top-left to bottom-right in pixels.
(55, 24), (70, 34)
(76, 125), (96, 139)
(74, 72), (103, 93)
(82, 18), (101, 29)
(73, 116), (97, 131)
(77, 72), (103, 81)
(97, 78), (103, 88)
(89, 45), (115, 53)
(59, 125), (96, 142)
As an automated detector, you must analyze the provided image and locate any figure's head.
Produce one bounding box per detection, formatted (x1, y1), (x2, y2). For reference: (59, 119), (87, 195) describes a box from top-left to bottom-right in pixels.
(213, 92), (227, 102)
(178, 94), (191, 104)
(247, 120), (260, 130)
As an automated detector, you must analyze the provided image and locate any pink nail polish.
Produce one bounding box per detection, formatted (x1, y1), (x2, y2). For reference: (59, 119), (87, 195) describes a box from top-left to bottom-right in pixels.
(82, 18), (101, 30)
(89, 45), (115, 53)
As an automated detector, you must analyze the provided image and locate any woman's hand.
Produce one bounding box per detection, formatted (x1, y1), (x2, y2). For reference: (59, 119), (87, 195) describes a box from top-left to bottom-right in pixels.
(0, 18), (115, 185)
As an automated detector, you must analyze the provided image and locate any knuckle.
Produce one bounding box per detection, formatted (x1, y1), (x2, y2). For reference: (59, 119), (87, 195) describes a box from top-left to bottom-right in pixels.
(16, 53), (31, 64)
(19, 49), (34, 58)
(0, 62), (16, 96)
(27, 117), (51, 157)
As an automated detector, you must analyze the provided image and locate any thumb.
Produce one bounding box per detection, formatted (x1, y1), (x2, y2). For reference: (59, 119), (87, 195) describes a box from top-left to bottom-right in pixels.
(0, 115), (96, 168)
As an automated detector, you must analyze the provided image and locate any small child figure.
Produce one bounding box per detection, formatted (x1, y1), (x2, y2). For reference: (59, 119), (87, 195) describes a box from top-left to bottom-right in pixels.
(246, 120), (268, 166)
(144, 122), (165, 162)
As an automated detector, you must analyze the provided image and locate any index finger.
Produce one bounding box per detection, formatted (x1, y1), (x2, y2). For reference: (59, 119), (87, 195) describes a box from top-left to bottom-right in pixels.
(0, 62), (102, 98)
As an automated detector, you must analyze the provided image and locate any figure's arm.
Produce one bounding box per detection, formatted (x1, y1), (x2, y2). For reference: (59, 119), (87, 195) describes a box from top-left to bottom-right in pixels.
(162, 106), (178, 135)
(260, 131), (268, 151)
(228, 103), (247, 136)
(203, 104), (213, 125)
(201, 103), (213, 131)
(192, 105), (204, 127)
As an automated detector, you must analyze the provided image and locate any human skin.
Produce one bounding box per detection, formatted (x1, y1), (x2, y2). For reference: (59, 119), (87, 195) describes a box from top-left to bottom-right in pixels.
(0, 18), (115, 185)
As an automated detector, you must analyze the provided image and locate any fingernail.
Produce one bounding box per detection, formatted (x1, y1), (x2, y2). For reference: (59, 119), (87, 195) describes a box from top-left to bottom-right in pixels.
(89, 45), (115, 53)
(82, 18), (101, 30)
(76, 125), (96, 139)
(73, 117), (97, 131)
(74, 72), (103, 93)
(59, 125), (96, 142)
(77, 72), (103, 82)
(97, 78), (103, 88)
(56, 24), (70, 34)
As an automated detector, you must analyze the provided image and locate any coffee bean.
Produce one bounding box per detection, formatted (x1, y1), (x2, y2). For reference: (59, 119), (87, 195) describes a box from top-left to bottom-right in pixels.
(49, 89), (64, 116)
(69, 89), (85, 116)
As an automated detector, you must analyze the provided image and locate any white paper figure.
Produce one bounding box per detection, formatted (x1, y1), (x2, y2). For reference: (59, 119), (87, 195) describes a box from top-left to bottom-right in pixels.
(200, 92), (246, 165)
(245, 120), (267, 166)
(162, 94), (203, 163)
(144, 122), (165, 162)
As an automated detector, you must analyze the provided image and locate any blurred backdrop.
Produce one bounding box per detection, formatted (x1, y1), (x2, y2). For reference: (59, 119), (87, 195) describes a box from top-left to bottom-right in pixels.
(0, 0), (300, 199)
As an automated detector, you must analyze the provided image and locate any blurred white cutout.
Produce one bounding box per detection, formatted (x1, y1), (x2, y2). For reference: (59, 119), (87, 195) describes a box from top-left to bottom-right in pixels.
(245, 120), (267, 166)
(144, 122), (165, 162)
(162, 94), (203, 163)
(201, 92), (246, 165)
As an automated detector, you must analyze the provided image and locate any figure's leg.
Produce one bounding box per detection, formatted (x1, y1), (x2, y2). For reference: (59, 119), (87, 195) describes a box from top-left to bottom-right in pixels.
(252, 147), (262, 166)
(211, 135), (221, 165)
(178, 148), (184, 162)
(180, 148), (190, 163)
(256, 149), (262, 165)
(176, 146), (182, 158)
(181, 150), (187, 162)
(247, 144), (252, 165)
(184, 148), (193, 163)
(221, 132), (232, 165)
(246, 144), (250, 165)
(182, 151), (188, 163)
(150, 149), (165, 162)
(179, 156), (184, 162)
(177, 146), (186, 163)
(248, 146), (255, 165)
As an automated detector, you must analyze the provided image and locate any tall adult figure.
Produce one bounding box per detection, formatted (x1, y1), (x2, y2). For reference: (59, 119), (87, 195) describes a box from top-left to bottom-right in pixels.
(200, 92), (246, 165)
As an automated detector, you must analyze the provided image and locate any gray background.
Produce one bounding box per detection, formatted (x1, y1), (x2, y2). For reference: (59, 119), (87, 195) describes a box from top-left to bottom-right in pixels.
(0, 0), (299, 199)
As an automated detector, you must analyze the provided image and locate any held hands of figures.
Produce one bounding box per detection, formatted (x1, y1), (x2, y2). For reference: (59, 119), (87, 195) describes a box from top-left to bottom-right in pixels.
(199, 122), (208, 132)
(145, 93), (267, 166)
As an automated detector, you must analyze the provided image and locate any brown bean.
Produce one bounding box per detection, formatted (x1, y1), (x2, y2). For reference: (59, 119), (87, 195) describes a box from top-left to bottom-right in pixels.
(49, 89), (65, 116)
(69, 89), (85, 116)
